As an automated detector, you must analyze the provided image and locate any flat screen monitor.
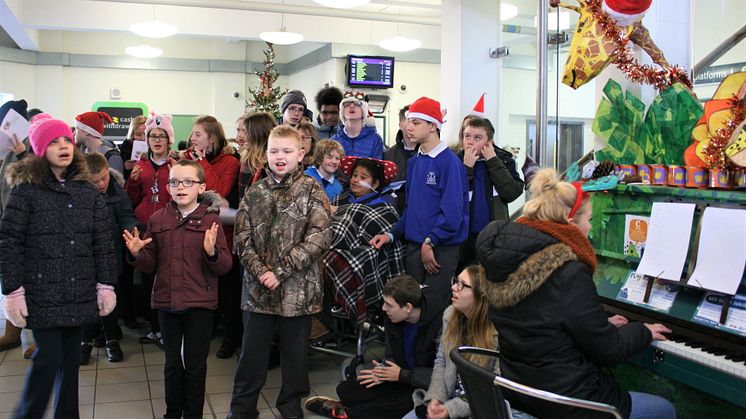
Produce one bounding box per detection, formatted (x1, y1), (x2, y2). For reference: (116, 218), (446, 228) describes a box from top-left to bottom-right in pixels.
(346, 55), (395, 89)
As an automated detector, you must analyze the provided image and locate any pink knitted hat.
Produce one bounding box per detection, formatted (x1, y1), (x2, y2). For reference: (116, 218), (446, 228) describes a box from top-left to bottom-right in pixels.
(28, 113), (74, 157)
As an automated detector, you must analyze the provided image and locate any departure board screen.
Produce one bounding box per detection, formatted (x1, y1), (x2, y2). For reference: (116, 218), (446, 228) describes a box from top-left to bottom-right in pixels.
(347, 55), (395, 89)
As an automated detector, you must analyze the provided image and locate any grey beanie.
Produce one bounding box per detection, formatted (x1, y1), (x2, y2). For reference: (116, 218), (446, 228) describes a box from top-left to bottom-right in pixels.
(281, 90), (307, 114)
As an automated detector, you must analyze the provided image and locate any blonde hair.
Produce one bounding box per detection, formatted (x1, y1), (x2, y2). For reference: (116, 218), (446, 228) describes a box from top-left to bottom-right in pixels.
(441, 265), (496, 368)
(239, 112), (276, 171)
(268, 125), (303, 148)
(312, 140), (345, 167)
(522, 168), (589, 223)
(126, 115), (147, 141)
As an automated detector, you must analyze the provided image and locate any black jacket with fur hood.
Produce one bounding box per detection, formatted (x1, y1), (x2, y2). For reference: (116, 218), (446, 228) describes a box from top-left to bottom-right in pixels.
(0, 152), (116, 329)
(476, 220), (651, 419)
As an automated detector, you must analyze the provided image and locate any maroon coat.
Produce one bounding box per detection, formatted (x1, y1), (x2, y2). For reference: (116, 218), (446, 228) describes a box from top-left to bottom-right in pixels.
(125, 155), (172, 226)
(130, 191), (232, 310)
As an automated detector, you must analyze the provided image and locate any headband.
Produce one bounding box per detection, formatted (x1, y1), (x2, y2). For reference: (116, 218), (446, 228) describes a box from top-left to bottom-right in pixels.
(568, 182), (588, 220)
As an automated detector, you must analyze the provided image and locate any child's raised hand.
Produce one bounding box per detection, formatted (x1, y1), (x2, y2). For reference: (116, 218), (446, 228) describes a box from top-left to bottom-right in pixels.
(130, 165), (142, 181)
(259, 271), (280, 290)
(463, 147), (479, 168)
(122, 227), (152, 257)
(203, 222), (219, 256)
(10, 134), (25, 156)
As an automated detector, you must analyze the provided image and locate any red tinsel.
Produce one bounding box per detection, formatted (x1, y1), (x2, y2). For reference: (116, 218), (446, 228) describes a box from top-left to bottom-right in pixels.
(588, 0), (692, 91)
(701, 96), (746, 169)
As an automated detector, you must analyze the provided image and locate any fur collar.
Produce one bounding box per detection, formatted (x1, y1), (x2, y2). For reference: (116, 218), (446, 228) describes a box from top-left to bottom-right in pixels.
(198, 190), (223, 213)
(6, 152), (90, 188)
(483, 243), (578, 310)
(109, 168), (125, 188)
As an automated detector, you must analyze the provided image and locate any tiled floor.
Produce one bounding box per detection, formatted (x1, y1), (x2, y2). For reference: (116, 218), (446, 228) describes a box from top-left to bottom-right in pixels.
(0, 299), (383, 419)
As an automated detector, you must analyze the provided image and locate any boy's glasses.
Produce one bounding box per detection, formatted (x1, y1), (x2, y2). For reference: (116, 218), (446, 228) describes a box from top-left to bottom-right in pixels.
(168, 179), (203, 188)
(451, 277), (473, 292)
(148, 135), (168, 142)
(286, 105), (305, 114)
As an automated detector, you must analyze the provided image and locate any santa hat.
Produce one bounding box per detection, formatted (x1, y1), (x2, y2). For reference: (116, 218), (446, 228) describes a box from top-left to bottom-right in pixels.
(339, 156), (398, 186)
(145, 112), (175, 144)
(407, 97), (443, 129)
(471, 93), (485, 116)
(602, 0), (651, 27)
(75, 111), (112, 138)
(339, 91), (376, 127)
(28, 113), (74, 157)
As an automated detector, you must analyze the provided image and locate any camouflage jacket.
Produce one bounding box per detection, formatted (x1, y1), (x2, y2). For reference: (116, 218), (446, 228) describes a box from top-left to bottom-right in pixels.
(235, 167), (332, 317)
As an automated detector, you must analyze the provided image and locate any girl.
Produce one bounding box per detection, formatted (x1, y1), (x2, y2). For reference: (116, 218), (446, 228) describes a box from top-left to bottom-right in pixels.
(125, 112), (175, 346)
(477, 168), (675, 419)
(304, 139), (345, 201)
(0, 114), (116, 419)
(121, 115), (147, 180)
(238, 112), (276, 198)
(185, 115), (240, 203)
(297, 121), (319, 168)
(333, 156), (398, 208)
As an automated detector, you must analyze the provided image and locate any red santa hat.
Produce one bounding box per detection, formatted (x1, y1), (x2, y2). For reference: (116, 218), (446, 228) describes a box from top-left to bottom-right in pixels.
(75, 111), (112, 139)
(602, 0), (652, 27)
(406, 96), (443, 129)
(471, 93), (486, 116)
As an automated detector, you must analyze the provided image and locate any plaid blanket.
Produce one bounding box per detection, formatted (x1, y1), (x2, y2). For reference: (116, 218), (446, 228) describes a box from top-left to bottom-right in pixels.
(323, 203), (405, 325)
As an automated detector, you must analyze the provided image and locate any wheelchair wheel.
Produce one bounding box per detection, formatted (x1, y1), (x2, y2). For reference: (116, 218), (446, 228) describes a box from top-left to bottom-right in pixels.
(341, 354), (364, 380)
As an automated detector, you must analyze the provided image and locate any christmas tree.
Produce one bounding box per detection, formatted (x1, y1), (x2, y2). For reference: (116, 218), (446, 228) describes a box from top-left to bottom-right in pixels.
(247, 42), (287, 119)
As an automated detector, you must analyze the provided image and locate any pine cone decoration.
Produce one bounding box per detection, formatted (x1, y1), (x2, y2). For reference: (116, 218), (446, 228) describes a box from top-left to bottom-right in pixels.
(591, 160), (616, 179)
(621, 174), (643, 184)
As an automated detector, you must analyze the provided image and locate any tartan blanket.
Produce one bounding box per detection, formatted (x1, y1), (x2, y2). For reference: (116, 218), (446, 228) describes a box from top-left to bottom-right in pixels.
(323, 203), (405, 325)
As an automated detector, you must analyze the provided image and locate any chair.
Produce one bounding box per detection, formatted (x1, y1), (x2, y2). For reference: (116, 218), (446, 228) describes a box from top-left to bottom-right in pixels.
(449, 346), (623, 419)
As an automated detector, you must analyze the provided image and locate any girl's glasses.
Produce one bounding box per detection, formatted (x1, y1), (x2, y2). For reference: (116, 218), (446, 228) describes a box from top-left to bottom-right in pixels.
(148, 135), (168, 142)
(451, 277), (473, 292)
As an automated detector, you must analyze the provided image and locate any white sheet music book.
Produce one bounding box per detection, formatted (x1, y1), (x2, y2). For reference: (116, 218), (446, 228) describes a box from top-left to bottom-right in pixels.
(689, 207), (746, 295)
(636, 202), (695, 281)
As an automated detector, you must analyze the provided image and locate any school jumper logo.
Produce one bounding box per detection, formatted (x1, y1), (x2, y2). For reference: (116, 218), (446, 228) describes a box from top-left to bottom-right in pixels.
(426, 171), (437, 185)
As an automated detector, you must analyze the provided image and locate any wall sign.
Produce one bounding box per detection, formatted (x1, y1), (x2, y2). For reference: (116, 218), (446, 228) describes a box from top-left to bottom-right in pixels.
(92, 101), (148, 142)
(693, 63), (746, 86)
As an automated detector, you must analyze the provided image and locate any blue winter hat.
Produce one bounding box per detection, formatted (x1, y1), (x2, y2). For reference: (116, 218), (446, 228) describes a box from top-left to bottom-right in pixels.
(0, 99), (29, 125)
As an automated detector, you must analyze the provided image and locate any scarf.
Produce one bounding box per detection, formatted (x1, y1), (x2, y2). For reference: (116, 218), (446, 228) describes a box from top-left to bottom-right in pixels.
(516, 217), (597, 273)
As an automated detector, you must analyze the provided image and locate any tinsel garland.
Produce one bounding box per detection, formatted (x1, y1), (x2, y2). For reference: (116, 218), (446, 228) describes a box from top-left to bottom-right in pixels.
(701, 96), (746, 169)
(588, 0), (692, 91)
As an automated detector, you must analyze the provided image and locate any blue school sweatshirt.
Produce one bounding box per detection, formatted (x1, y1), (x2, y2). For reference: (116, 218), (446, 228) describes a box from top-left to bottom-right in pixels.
(304, 166), (343, 201)
(393, 141), (469, 246)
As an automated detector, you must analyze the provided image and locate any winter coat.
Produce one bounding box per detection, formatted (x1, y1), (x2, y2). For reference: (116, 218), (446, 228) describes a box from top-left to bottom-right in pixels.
(384, 285), (449, 390)
(0, 153), (116, 329)
(235, 168), (332, 317)
(130, 191), (232, 311)
(118, 139), (134, 179)
(103, 169), (137, 275)
(93, 139), (125, 174)
(333, 126), (384, 160)
(125, 154), (172, 226)
(457, 145), (524, 223)
(315, 121), (343, 140)
(383, 136), (418, 214)
(199, 151), (240, 199)
(0, 138), (29, 215)
(476, 220), (652, 419)
(413, 305), (500, 419)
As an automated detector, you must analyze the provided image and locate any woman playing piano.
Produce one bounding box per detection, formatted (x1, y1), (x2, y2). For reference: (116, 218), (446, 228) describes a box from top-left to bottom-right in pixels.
(476, 168), (675, 419)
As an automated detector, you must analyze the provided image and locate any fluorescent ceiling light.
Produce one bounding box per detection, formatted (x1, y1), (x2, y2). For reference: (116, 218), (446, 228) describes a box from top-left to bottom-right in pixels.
(379, 36), (421, 52)
(130, 20), (177, 38)
(260, 30), (304, 45)
(313, 0), (369, 8)
(125, 45), (163, 58)
(534, 12), (571, 30)
(501, 3), (518, 21)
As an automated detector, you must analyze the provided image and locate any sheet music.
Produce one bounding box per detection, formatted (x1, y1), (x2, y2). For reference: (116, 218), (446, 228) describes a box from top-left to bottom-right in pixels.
(130, 140), (149, 161)
(689, 207), (746, 295)
(0, 108), (30, 157)
(636, 202), (695, 281)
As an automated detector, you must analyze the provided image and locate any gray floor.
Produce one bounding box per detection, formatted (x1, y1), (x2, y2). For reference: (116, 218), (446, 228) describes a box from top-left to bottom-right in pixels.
(0, 296), (384, 419)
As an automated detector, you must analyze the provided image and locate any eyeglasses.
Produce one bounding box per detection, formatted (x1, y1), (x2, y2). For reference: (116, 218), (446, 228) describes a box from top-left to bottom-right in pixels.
(286, 105), (305, 114)
(168, 179), (203, 188)
(320, 110), (338, 115)
(300, 135), (313, 141)
(148, 134), (168, 142)
(451, 277), (473, 292)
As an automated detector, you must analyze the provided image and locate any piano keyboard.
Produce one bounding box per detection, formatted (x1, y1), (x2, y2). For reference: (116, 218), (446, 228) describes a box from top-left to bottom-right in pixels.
(651, 336), (746, 380)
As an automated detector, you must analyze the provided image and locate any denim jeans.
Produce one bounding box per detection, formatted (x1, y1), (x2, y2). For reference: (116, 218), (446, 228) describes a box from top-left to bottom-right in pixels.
(629, 391), (676, 419)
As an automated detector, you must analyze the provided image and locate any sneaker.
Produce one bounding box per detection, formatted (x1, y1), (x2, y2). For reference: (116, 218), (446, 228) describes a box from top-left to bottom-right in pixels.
(304, 396), (348, 419)
(106, 340), (124, 362)
(92, 334), (106, 348)
(310, 318), (330, 341)
(80, 343), (93, 365)
(139, 332), (158, 344)
(216, 339), (237, 359)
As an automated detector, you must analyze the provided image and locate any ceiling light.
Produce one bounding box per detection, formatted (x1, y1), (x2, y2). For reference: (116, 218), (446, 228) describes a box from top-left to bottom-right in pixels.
(379, 36), (421, 52)
(534, 12), (570, 30)
(501, 3), (518, 21)
(313, 0), (369, 8)
(130, 20), (177, 38)
(260, 30), (304, 45)
(125, 45), (163, 58)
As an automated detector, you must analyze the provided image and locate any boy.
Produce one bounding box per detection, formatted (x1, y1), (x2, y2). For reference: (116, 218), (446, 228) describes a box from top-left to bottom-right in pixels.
(123, 160), (232, 419)
(305, 139), (345, 201)
(305, 275), (448, 419)
(371, 97), (469, 293)
(458, 117), (524, 266)
(228, 125), (332, 419)
(75, 111), (124, 173)
(80, 153), (138, 365)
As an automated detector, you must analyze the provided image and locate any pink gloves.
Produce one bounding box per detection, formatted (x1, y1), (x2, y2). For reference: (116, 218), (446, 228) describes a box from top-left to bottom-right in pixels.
(3, 287), (28, 328)
(96, 283), (117, 316)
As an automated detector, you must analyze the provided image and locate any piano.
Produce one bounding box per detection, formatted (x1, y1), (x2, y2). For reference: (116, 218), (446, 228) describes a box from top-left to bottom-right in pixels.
(590, 185), (746, 414)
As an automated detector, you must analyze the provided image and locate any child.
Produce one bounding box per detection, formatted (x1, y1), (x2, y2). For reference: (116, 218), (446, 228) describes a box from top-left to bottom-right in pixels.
(332, 91), (384, 159)
(305, 139), (345, 201)
(371, 97), (469, 294)
(297, 121), (319, 168)
(229, 125), (332, 419)
(333, 156), (398, 208)
(80, 153), (138, 364)
(457, 117), (523, 266)
(123, 159), (232, 419)
(0, 114), (116, 419)
(305, 274), (449, 419)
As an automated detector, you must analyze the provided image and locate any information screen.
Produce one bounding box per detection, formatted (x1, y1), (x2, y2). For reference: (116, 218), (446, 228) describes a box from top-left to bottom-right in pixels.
(347, 55), (395, 89)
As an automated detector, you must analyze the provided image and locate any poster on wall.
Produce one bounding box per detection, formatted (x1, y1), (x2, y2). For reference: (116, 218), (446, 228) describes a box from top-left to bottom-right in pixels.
(92, 102), (148, 144)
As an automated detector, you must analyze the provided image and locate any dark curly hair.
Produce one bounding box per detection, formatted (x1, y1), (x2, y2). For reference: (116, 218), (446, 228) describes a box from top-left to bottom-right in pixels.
(315, 86), (344, 111)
